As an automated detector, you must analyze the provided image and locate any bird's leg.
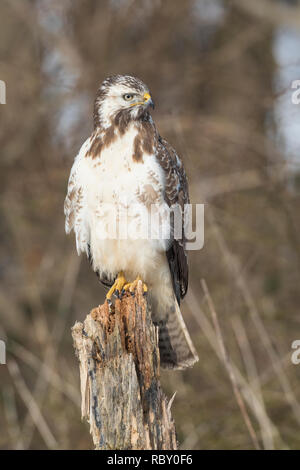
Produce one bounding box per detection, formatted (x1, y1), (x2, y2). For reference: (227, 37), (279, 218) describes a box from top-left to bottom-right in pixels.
(106, 271), (127, 300)
(123, 275), (148, 294)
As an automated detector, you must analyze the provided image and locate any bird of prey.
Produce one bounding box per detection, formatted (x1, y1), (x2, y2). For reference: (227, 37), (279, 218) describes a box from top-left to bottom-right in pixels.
(64, 75), (198, 369)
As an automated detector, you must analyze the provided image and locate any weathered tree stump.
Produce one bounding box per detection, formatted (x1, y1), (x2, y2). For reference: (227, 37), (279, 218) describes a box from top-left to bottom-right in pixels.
(72, 281), (177, 450)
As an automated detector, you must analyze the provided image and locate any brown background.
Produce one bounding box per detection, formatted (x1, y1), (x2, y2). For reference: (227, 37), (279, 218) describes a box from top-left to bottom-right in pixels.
(0, 0), (300, 449)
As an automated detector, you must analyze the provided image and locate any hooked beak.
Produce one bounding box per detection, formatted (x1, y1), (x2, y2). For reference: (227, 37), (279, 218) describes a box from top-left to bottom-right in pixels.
(143, 92), (155, 109)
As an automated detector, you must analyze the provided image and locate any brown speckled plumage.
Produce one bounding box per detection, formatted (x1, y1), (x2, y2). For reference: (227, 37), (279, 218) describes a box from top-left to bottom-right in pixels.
(65, 74), (198, 369)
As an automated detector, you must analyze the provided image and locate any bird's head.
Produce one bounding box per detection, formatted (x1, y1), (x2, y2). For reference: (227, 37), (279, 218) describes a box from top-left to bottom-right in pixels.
(94, 75), (154, 129)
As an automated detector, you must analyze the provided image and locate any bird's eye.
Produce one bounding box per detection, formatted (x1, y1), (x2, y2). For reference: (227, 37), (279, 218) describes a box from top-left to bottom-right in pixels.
(123, 93), (134, 101)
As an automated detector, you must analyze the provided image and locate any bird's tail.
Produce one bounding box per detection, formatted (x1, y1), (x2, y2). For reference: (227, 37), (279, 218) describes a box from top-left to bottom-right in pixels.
(154, 298), (199, 370)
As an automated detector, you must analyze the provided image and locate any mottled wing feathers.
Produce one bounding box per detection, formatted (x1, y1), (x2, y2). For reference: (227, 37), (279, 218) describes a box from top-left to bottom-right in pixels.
(166, 242), (188, 305)
(64, 140), (90, 256)
(156, 136), (189, 303)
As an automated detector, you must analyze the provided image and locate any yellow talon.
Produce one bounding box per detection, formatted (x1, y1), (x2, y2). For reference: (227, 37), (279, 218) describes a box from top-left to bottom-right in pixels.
(106, 271), (127, 300)
(123, 275), (148, 294)
(142, 282), (148, 293)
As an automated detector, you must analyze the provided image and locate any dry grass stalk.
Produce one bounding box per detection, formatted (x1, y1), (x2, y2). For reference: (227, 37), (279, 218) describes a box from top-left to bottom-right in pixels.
(7, 359), (57, 449)
(187, 286), (285, 449)
(201, 279), (260, 450)
(231, 316), (274, 449)
(207, 209), (300, 425)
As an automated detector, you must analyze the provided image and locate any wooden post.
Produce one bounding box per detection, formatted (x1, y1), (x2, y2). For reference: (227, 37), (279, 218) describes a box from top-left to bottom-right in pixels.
(72, 281), (177, 450)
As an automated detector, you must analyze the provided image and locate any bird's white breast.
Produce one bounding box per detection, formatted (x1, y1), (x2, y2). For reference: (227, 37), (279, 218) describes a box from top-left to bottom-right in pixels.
(75, 123), (170, 281)
(90, 126), (155, 205)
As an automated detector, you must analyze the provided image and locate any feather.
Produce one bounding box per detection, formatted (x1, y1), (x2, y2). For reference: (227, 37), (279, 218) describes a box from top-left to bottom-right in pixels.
(64, 74), (198, 369)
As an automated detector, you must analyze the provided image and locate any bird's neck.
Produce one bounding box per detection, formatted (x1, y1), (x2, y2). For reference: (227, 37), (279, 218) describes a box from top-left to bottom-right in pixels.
(88, 116), (158, 161)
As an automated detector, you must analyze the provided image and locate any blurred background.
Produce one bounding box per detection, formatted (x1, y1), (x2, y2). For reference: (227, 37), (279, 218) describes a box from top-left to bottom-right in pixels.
(1, 0), (300, 450)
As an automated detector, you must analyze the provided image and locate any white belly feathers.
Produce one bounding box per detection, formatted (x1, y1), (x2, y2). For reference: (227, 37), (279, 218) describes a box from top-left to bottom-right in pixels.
(75, 123), (170, 281)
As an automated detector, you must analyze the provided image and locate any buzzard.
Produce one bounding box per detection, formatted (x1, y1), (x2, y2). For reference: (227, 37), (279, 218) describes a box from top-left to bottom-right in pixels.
(64, 75), (198, 369)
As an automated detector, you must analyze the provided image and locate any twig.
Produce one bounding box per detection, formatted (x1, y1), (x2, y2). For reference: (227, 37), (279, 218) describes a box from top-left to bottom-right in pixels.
(7, 359), (57, 449)
(231, 316), (274, 449)
(200, 279), (260, 450)
(186, 287), (286, 449)
(21, 253), (81, 448)
(10, 341), (80, 407)
(2, 385), (24, 450)
(208, 208), (300, 425)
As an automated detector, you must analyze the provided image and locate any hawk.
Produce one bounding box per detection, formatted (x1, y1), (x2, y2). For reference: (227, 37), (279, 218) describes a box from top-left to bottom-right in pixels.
(64, 75), (198, 369)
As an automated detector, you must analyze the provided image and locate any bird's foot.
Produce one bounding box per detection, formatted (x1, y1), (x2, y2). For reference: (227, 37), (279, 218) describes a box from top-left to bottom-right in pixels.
(106, 271), (127, 301)
(123, 275), (148, 295)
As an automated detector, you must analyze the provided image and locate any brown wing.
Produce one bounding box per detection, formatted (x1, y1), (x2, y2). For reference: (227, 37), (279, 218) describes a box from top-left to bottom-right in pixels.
(156, 136), (189, 304)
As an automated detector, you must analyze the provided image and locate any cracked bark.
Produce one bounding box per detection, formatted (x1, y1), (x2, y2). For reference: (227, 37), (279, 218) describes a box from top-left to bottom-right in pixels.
(72, 281), (177, 450)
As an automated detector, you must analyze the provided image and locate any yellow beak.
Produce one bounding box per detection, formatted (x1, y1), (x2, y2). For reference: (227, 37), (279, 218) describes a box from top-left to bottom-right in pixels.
(129, 92), (154, 109)
(143, 92), (154, 109)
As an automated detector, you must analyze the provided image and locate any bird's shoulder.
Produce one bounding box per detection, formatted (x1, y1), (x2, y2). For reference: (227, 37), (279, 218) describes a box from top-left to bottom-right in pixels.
(155, 135), (189, 207)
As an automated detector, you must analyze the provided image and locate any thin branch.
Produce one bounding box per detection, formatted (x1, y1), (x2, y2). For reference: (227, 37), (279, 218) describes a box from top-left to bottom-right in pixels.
(201, 279), (260, 450)
(7, 359), (57, 449)
(231, 316), (274, 449)
(186, 287), (286, 449)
